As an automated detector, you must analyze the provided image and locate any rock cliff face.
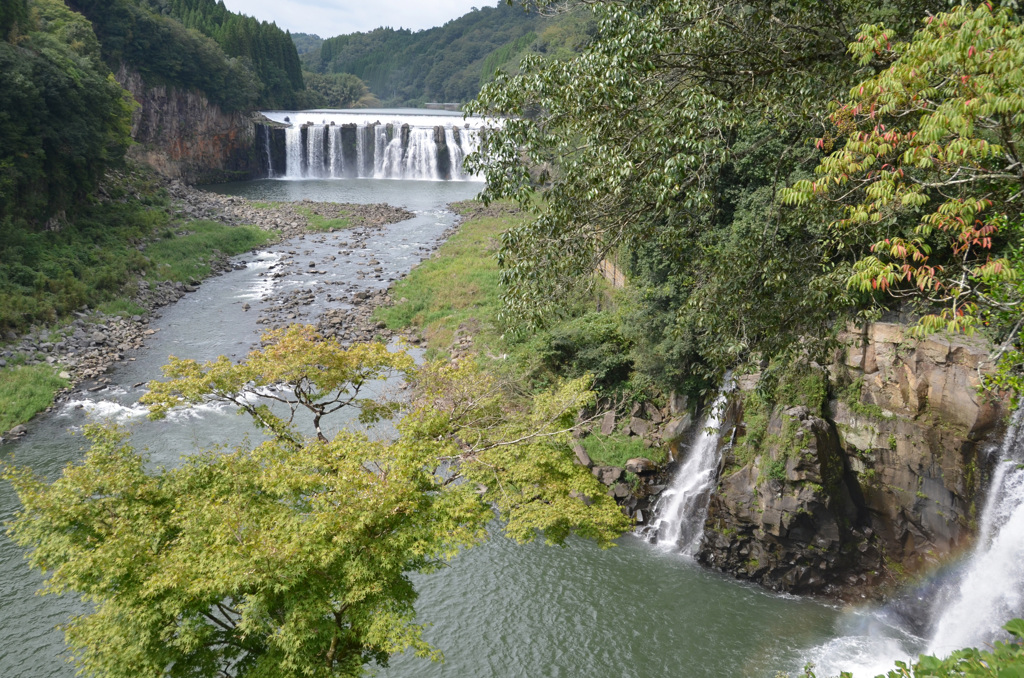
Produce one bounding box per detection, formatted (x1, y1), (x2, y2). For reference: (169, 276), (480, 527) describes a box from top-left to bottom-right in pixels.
(116, 66), (258, 183)
(698, 323), (1009, 598)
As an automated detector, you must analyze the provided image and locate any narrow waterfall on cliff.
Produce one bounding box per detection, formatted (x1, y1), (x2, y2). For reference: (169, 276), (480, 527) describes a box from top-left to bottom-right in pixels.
(649, 383), (731, 556)
(926, 409), (1024, 655)
(259, 110), (485, 181)
(803, 409), (1024, 677)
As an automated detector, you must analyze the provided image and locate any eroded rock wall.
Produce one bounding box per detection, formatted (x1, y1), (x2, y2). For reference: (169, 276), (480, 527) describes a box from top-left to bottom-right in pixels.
(698, 323), (1009, 598)
(116, 65), (258, 183)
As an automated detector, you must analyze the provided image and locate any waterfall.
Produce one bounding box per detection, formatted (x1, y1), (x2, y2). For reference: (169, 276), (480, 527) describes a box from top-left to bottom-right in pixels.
(285, 126), (303, 178)
(926, 409), (1024, 655)
(445, 127), (464, 180)
(264, 110), (486, 181)
(373, 124), (388, 178)
(329, 126), (343, 177)
(306, 124), (326, 178)
(650, 384), (731, 556)
(263, 126), (274, 178)
(405, 128), (439, 180)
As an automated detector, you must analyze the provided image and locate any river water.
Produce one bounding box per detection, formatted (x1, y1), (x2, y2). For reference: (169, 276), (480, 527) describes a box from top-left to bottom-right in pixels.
(0, 174), (960, 677)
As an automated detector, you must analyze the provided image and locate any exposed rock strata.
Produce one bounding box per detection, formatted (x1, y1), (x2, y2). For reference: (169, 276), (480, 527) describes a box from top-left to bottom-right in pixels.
(116, 66), (257, 184)
(698, 323), (1009, 599)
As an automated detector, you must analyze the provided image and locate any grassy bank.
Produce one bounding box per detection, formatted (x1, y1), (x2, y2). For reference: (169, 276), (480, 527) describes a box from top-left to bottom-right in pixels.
(0, 169), (275, 434)
(0, 366), (70, 434)
(376, 201), (513, 359)
(377, 200), (643, 400)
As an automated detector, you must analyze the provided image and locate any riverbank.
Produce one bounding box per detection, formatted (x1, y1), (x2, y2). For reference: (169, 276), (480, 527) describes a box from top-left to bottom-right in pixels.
(0, 180), (415, 441)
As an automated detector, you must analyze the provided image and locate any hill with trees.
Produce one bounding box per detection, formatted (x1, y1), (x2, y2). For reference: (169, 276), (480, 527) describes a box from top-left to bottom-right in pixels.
(303, 2), (595, 106)
(66, 0), (305, 110)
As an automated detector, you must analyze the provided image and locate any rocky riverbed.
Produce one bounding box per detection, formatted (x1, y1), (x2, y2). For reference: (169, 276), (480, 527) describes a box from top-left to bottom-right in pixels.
(0, 183), (421, 442)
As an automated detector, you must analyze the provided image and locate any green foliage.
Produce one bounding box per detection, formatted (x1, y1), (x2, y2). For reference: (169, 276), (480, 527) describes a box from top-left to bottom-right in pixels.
(0, 172), (164, 333)
(3, 327), (629, 676)
(522, 309), (634, 391)
(66, 0), (305, 111)
(301, 71), (379, 109)
(781, 3), (1024, 399)
(0, 365), (69, 433)
(0, 0), (134, 225)
(466, 0), (940, 396)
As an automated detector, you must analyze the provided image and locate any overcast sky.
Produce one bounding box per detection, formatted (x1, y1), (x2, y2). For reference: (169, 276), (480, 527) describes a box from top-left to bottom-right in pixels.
(220, 0), (495, 39)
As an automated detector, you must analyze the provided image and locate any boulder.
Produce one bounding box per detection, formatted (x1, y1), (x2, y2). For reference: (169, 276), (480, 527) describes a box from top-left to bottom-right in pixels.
(625, 457), (656, 474)
(600, 410), (616, 436)
(571, 442), (593, 468)
(661, 414), (693, 442)
(610, 483), (631, 499)
(592, 466), (623, 485)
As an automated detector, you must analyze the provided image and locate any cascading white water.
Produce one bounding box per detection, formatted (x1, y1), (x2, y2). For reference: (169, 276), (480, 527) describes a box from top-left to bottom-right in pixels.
(284, 126), (303, 178)
(927, 409), (1024, 655)
(263, 127), (274, 178)
(264, 110), (486, 181)
(373, 124), (388, 178)
(405, 128), (440, 180)
(306, 125), (326, 178)
(651, 384), (731, 556)
(329, 126), (343, 177)
(445, 127), (464, 180)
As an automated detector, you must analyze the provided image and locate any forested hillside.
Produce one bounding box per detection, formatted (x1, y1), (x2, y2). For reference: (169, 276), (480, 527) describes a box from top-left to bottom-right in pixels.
(304, 2), (594, 106)
(0, 0), (133, 226)
(66, 0), (305, 110)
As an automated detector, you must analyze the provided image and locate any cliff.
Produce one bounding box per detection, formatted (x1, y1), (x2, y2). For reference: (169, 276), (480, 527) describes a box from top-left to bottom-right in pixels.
(116, 65), (258, 184)
(698, 323), (1009, 598)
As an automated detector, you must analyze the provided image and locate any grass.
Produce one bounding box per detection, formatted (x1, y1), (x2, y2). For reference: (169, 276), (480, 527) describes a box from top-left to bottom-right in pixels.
(143, 220), (275, 283)
(581, 432), (666, 467)
(294, 207), (353, 232)
(376, 201), (518, 354)
(0, 365), (69, 433)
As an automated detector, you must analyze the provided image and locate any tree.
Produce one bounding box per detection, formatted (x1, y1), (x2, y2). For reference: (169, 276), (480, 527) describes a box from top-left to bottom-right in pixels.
(301, 71), (379, 109)
(465, 0), (940, 395)
(781, 3), (1024, 397)
(3, 326), (629, 677)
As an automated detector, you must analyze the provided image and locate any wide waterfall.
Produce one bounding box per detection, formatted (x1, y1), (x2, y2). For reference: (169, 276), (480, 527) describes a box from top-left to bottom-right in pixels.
(648, 383), (731, 555)
(257, 110), (483, 181)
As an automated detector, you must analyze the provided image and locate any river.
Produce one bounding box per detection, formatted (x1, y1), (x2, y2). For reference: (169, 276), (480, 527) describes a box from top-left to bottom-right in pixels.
(0, 161), (988, 676)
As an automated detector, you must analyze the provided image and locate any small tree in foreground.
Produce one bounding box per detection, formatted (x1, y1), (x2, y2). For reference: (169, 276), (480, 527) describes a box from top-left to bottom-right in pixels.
(2, 326), (629, 677)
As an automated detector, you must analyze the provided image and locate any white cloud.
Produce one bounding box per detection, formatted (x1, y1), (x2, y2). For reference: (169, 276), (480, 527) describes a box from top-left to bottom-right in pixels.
(221, 0), (494, 38)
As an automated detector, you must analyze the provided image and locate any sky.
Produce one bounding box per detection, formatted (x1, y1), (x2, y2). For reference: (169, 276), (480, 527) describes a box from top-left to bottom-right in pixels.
(220, 0), (496, 38)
